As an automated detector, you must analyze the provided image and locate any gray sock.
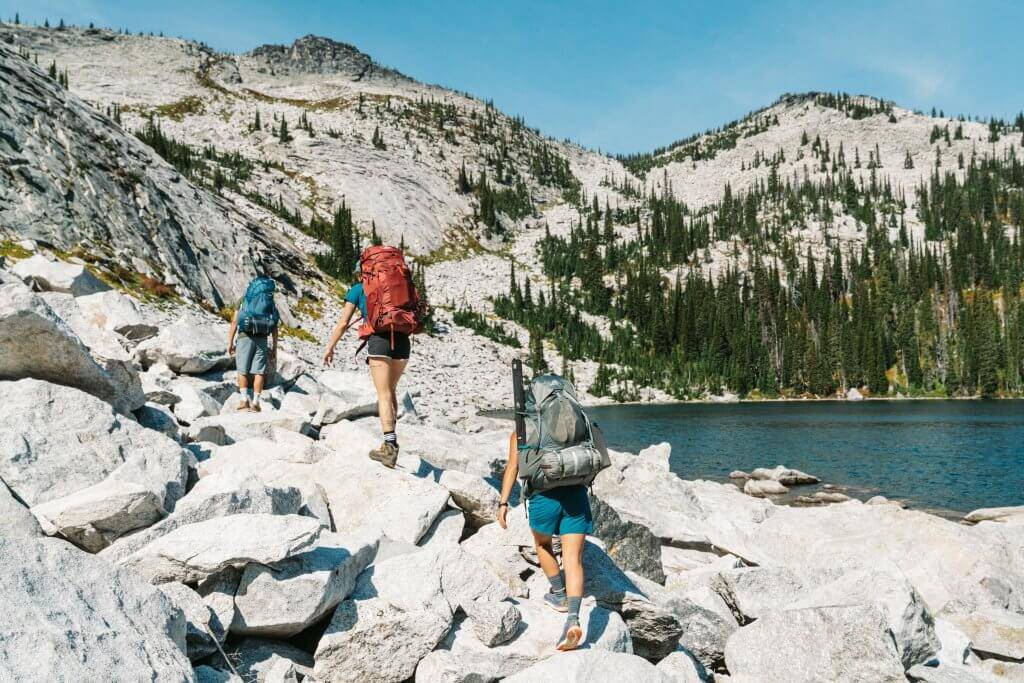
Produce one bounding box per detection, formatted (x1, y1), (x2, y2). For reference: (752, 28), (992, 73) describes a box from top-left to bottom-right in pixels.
(547, 572), (565, 596)
(567, 596), (582, 622)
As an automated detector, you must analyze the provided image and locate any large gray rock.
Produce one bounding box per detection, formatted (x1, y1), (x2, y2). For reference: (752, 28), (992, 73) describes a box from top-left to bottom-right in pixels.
(964, 506), (1024, 525)
(0, 477), (42, 539)
(743, 478), (789, 497)
(459, 507), (533, 598)
(30, 478), (165, 552)
(712, 565), (809, 621)
(418, 508), (466, 549)
(314, 451), (450, 545)
(100, 469), (302, 562)
(591, 494), (666, 584)
(10, 253), (110, 296)
(75, 289), (158, 341)
(749, 464), (819, 485)
(315, 549), (454, 683)
(135, 320), (232, 374)
(592, 452), (774, 562)
(194, 666), (243, 683)
(118, 513), (324, 583)
(415, 600), (632, 682)
(185, 409), (315, 445)
(0, 284), (144, 413)
(661, 586), (738, 670)
(172, 379), (226, 423)
(655, 648), (708, 683)
(582, 540), (684, 661)
(438, 468), (500, 527)
(950, 609), (1024, 661)
(136, 402), (182, 441)
(232, 530), (379, 638)
(464, 599), (522, 647)
(724, 605), (906, 683)
(223, 638), (314, 682)
(313, 369), (379, 424)
(503, 650), (672, 682)
(906, 664), (1001, 682)
(198, 566), (243, 647)
(0, 536), (191, 680)
(0, 379), (191, 508)
(159, 581), (224, 661)
(742, 502), (1024, 618)
(792, 567), (940, 668)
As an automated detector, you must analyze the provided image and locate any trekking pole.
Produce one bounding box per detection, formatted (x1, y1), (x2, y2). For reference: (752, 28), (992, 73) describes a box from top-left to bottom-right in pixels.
(512, 358), (526, 448)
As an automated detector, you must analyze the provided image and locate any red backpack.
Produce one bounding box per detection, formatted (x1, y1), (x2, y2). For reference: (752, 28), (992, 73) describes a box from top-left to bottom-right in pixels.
(357, 245), (424, 344)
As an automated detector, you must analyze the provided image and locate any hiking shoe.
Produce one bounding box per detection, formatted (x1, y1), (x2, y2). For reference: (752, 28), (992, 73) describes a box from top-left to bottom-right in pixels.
(543, 591), (567, 613)
(369, 441), (399, 468)
(236, 399), (250, 411)
(556, 617), (582, 651)
(250, 402), (262, 413)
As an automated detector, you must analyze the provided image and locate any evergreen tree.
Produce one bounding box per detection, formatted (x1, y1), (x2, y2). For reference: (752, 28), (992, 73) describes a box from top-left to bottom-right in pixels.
(528, 329), (549, 375)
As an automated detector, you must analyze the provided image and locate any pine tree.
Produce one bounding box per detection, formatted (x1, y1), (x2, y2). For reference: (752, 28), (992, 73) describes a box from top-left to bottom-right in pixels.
(372, 126), (386, 150)
(456, 162), (471, 194)
(278, 118), (292, 143)
(48, 60), (57, 80)
(529, 329), (549, 375)
(903, 150), (914, 169)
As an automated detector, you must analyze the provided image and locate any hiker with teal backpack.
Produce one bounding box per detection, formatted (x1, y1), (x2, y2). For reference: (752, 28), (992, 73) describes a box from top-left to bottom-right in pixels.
(497, 360), (611, 652)
(227, 275), (280, 412)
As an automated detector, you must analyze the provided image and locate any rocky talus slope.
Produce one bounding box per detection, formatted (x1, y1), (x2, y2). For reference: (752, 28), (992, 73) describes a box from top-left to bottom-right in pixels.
(2, 255), (1024, 682)
(0, 42), (313, 308)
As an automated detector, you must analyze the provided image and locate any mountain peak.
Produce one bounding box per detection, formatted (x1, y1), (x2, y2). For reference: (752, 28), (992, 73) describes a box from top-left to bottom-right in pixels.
(243, 34), (409, 82)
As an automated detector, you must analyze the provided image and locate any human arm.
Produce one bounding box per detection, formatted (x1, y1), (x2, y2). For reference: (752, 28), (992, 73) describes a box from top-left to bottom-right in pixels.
(497, 431), (519, 529)
(227, 309), (239, 355)
(322, 301), (357, 366)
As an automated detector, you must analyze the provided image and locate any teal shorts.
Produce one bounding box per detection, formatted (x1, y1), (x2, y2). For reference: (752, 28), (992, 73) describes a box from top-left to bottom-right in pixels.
(527, 485), (593, 537)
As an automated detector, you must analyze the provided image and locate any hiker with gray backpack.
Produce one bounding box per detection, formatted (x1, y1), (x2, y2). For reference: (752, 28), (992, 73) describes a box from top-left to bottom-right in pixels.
(497, 360), (611, 652)
(227, 274), (280, 412)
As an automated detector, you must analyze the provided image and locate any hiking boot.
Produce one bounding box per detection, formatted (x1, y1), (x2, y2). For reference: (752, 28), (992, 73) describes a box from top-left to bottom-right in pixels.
(236, 399), (250, 411)
(250, 402), (262, 413)
(369, 441), (399, 468)
(543, 591), (567, 613)
(556, 617), (582, 651)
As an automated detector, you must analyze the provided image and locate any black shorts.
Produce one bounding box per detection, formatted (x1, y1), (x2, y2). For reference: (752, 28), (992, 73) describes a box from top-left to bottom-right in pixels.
(365, 332), (411, 361)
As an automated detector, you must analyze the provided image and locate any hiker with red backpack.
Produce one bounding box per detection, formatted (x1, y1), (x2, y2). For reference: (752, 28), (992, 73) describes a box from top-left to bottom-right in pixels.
(227, 274), (280, 412)
(322, 245), (425, 467)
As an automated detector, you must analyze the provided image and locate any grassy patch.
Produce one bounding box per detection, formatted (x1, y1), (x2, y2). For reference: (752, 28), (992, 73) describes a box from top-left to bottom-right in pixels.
(280, 325), (317, 343)
(93, 262), (181, 303)
(294, 295), (324, 320)
(152, 96), (206, 122)
(0, 240), (31, 260)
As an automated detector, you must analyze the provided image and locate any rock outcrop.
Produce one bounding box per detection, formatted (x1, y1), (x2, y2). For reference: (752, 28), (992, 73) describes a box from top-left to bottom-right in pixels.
(0, 536), (192, 680)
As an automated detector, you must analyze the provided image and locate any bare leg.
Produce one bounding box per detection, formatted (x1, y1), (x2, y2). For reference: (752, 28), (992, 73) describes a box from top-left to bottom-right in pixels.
(560, 533), (585, 599)
(236, 373), (250, 409)
(389, 359), (407, 420)
(558, 533), (586, 651)
(531, 530), (562, 579)
(369, 358), (397, 433)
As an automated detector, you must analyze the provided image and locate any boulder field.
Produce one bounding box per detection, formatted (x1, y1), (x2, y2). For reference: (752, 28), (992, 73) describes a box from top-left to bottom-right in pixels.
(0, 267), (1022, 682)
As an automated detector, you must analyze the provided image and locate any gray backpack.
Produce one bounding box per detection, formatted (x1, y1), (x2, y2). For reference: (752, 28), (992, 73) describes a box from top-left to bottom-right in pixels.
(518, 374), (610, 498)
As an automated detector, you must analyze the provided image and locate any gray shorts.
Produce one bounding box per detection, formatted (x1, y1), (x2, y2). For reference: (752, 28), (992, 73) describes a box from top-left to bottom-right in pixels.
(236, 333), (268, 375)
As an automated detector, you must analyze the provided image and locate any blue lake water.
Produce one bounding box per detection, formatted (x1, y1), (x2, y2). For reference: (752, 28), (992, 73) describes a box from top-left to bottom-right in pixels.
(585, 400), (1024, 515)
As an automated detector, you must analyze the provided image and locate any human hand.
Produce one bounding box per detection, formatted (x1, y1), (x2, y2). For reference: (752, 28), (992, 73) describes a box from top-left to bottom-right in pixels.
(497, 504), (508, 529)
(228, 341), (235, 356)
(322, 347), (334, 367)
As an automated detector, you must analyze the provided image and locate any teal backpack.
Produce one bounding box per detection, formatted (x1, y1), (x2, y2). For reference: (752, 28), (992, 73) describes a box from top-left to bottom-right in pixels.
(238, 277), (279, 337)
(517, 374), (611, 498)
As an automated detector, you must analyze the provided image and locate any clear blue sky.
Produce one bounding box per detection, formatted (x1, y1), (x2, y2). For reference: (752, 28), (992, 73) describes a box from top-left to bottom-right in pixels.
(4, 1), (1022, 154)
